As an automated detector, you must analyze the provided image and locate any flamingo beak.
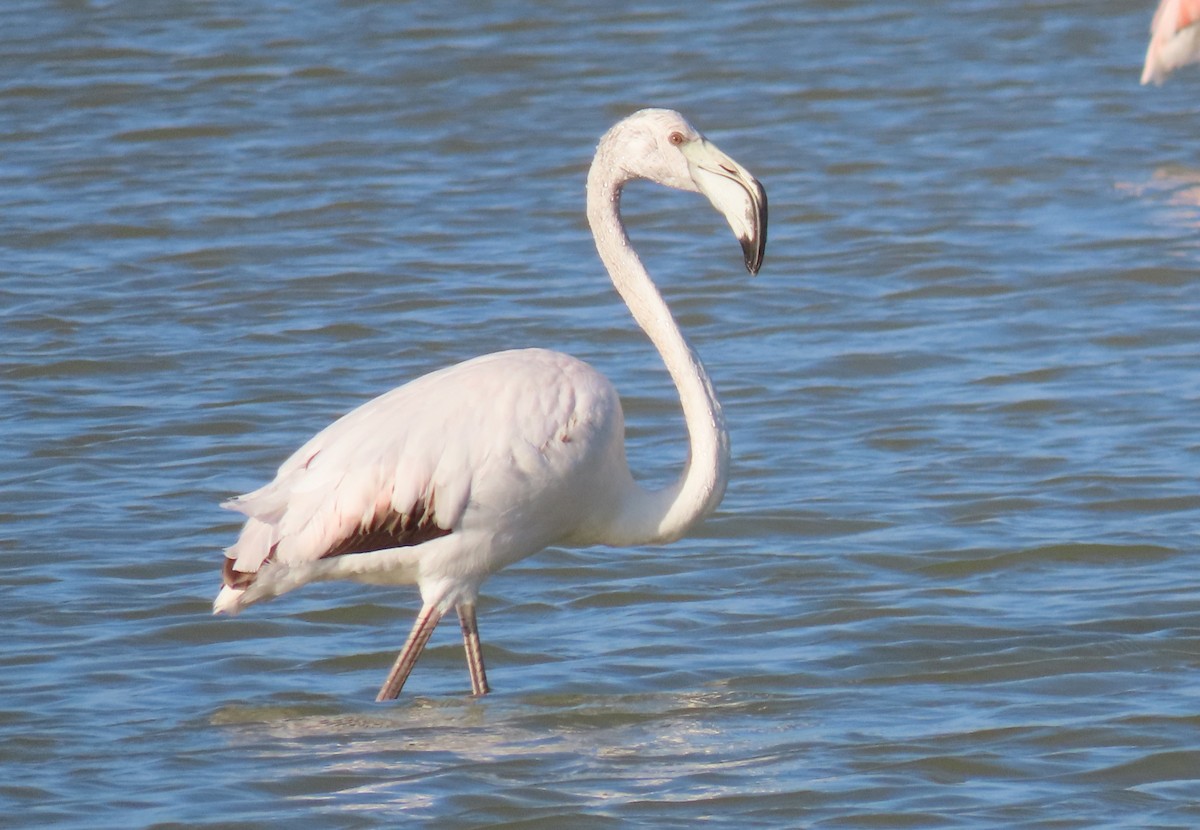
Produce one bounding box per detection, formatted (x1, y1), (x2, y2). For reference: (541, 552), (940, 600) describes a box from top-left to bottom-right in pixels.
(682, 138), (768, 275)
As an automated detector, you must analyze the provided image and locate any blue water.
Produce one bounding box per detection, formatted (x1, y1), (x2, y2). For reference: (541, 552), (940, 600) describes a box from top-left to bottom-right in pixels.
(3, 1), (1199, 827)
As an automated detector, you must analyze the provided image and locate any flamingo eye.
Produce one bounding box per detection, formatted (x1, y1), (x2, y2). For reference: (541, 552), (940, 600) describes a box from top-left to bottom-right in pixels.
(668, 131), (685, 146)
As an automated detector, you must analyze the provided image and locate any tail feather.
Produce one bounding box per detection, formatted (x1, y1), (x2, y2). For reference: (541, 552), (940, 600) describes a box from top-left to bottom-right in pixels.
(213, 583), (245, 615)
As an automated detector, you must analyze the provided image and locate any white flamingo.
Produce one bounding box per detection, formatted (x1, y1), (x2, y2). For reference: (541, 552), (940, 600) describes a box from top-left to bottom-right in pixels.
(1142, 0), (1200, 84)
(214, 109), (767, 699)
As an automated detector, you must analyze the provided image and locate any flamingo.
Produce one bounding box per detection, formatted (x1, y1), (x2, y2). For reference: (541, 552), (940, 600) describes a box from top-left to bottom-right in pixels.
(1142, 0), (1200, 84)
(214, 109), (768, 699)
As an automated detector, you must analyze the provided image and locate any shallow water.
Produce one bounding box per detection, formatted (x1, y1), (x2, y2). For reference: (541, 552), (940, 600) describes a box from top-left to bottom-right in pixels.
(3, 0), (1200, 827)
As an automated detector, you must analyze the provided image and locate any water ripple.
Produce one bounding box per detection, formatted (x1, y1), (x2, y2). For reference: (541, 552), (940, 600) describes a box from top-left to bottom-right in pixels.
(3, 0), (1200, 827)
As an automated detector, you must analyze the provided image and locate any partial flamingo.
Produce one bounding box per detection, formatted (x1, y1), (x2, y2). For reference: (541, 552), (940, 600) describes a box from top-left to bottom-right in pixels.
(1142, 0), (1200, 84)
(214, 109), (768, 699)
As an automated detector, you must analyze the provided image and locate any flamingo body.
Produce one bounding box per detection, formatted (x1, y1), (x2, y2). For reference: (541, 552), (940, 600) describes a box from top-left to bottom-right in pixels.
(214, 108), (767, 698)
(1142, 0), (1200, 85)
(215, 348), (627, 615)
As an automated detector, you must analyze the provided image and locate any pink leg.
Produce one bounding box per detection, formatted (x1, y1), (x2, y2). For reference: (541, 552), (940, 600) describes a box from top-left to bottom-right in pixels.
(457, 602), (490, 696)
(376, 603), (444, 701)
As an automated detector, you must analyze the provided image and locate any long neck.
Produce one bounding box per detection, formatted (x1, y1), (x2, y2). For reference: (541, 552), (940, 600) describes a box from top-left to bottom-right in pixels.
(586, 154), (730, 545)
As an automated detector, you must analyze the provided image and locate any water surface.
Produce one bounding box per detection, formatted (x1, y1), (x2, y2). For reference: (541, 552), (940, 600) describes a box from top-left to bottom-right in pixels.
(2, 1), (1199, 827)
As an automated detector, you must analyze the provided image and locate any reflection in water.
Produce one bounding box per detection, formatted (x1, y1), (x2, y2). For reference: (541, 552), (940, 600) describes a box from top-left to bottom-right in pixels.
(4, 0), (1200, 827)
(1119, 164), (1200, 227)
(212, 690), (802, 817)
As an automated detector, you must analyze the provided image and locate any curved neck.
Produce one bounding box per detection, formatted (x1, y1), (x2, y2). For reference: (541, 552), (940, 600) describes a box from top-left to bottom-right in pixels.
(586, 150), (730, 545)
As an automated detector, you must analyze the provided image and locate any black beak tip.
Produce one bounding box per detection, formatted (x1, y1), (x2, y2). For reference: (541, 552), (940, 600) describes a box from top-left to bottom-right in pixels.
(740, 235), (764, 276)
(740, 180), (767, 275)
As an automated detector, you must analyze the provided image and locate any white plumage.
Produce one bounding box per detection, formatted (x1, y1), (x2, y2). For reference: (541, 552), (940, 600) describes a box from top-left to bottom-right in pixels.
(215, 109), (768, 699)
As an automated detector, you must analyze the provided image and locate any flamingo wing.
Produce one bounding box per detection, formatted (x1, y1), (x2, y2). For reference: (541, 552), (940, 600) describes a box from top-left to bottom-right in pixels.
(215, 348), (623, 613)
(1142, 0), (1200, 84)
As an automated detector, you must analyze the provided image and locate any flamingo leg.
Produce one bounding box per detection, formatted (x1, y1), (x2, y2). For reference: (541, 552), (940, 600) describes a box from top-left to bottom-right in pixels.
(457, 602), (490, 696)
(376, 602), (444, 701)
